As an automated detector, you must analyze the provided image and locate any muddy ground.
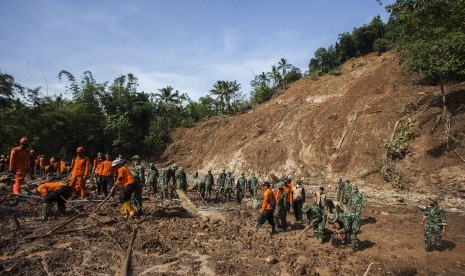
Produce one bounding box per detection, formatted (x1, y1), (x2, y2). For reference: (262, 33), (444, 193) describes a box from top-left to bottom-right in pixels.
(1, 186), (464, 276)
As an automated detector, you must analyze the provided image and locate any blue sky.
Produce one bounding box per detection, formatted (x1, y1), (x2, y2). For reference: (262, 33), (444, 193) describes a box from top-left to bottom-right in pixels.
(0, 0), (394, 100)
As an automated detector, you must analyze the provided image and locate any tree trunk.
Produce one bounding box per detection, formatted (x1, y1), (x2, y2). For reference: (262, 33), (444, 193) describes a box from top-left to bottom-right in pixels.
(440, 75), (447, 116)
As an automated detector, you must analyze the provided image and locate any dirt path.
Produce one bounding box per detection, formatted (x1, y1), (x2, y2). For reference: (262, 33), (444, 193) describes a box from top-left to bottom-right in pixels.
(0, 191), (464, 275)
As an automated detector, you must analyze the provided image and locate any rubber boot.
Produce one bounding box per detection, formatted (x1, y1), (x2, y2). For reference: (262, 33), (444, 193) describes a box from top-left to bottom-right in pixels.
(123, 201), (135, 219)
(41, 203), (50, 221)
(253, 222), (262, 232)
(274, 226), (283, 233)
(12, 182), (21, 195)
(122, 202), (130, 218)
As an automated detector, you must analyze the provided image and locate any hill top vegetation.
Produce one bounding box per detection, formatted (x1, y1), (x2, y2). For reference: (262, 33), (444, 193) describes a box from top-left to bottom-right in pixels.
(1, 0), (464, 160)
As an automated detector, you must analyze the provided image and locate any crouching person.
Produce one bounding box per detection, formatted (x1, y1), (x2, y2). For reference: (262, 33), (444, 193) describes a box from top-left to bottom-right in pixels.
(31, 182), (72, 220)
(111, 159), (136, 219)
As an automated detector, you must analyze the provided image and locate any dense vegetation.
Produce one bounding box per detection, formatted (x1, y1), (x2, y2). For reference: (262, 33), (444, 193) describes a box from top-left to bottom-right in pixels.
(1, 0), (464, 160)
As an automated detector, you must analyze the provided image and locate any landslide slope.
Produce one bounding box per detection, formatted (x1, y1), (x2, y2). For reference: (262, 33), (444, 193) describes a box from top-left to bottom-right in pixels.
(162, 52), (465, 197)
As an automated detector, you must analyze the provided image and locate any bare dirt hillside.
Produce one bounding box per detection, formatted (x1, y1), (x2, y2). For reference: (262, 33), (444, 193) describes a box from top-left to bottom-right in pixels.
(162, 52), (465, 202)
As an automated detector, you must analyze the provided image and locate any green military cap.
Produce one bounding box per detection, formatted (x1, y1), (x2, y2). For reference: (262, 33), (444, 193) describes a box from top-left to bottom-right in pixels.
(328, 213), (339, 224)
(171, 163), (178, 169)
(179, 166), (184, 171)
(302, 203), (311, 212)
(276, 182), (285, 188)
(131, 155), (141, 160)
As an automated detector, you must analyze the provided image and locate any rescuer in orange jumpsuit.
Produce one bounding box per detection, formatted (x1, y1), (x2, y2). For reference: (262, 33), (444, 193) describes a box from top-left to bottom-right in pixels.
(111, 159), (136, 219)
(9, 137), (30, 195)
(69, 147), (90, 200)
(39, 155), (45, 177)
(253, 181), (279, 234)
(31, 181), (72, 220)
(59, 158), (68, 177)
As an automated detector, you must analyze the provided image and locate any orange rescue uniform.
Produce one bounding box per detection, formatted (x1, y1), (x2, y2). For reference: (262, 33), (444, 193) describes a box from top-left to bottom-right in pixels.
(9, 146), (30, 194)
(115, 165), (135, 188)
(261, 187), (275, 211)
(37, 182), (65, 197)
(60, 160), (68, 173)
(99, 160), (115, 177)
(69, 155), (90, 199)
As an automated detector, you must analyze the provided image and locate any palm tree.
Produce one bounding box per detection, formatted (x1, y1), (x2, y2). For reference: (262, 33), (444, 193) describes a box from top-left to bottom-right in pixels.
(227, 80), (241, 114)
(267, 65), (282, 88)
(210, 80), (228, 114)
(155, 86), (180, 105)
(277, 58), (292, 77)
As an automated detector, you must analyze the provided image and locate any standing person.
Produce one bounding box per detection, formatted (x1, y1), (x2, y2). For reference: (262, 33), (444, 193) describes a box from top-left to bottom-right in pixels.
(98, 154), (114, 198)
(9, 137), (30, 195)
(49, 156), (57, 175)
(0, 154), (6, 172)
(337, 177), (344, 201)
(158, 169), (167, 200)
(93, 153), (103, 191)
(146, 163), (159, 199)
(131, 155), (145, 216)
(176, 167), (188, 192)
(349, 186), (363, 219)
(248, 173), (259, 199)
(223, 172), (234, 201)
(274, 182), (288, 231)
(315, 187), (326, 210)
(29, 150), (36, 179)
(69, 147), (90, 200)
(253, 182), (278, 234)
(236, 172), (247, 202)
(284, 178), (293, 213)
(292, 180), (306, 223)
(422, 197), (447, 252)
(215, 172), (225, 203)
(59, 157), (68, 178)
(30, 181), (72, 220)
(164, 163), (178, 199)
(328, 204), (359, 251)
(343, 180), (352, 204)
(111, 159), (136, 219)
(204, 170), (214, 200)
(34, 155), (41, 177)
(39, 154), (45, 177)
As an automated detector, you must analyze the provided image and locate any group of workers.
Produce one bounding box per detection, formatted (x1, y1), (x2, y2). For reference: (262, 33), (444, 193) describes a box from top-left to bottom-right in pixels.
(253, 177), (364, 251)
(3, 137), (448, 252)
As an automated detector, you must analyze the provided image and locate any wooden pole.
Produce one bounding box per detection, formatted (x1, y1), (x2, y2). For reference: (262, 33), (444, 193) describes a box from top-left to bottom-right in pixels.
(94, 188), (115, 213)
(121, 227), (138, 276)
(13, 215), (21, 230)
(46, 213), (82, 234)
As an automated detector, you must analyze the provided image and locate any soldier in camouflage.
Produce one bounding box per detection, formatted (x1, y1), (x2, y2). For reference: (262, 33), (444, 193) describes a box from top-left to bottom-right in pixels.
(158, 169), (167, 200)
(349, 186), (363, 223)
(224, 172), (234, 201)
(131, 155), (145, 216)
(236, 172), (247, 203)
(248, 173), (259, 199)
(422, 197), (447, 252)
(164, 163), (178, 199)
(204, 170), (214, 200)
(342, 180), (352, 204)
(176, 167), (188, 192)
(215, 172), (225, 202)
(328, 204), (360, 252)
(274, 182), (288, 231)
(302, 203), (327, 243)
(146, 163), (159, 199)
(337, 177), (344, 201)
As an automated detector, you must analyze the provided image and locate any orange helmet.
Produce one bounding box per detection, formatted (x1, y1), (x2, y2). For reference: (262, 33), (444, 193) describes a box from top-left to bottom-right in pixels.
(76, 146), (85, 153)
(20, 137), (29, 144)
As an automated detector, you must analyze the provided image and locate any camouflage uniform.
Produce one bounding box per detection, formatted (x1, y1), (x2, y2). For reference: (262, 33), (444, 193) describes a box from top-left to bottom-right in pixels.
(349, 187), (363, 227)
(236, 173), (247, 203)
(337, 178), (344, 201)
(131, 159), (145, 214)
(248, 173), (259, 199)
(204, 171), (214, 199)
(274, 183), (288, 230)
(158, 170), (167, 199)
(342, 181), (352, 204)
(146, 164), (159, 197)
(302, 203), (327, 243)
(164, 164), (177, 199)
(328, 207), (359, 251)
(423, 198), (447, 251)
(224, 173), (234, 201)
(215, 173), (225, 202)
(176, 168), (187, 191)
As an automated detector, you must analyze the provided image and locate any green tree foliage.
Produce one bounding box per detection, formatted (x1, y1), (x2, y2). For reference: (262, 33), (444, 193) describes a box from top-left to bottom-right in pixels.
(250, 59), (302, 104)
(386, 0), (465, 115)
